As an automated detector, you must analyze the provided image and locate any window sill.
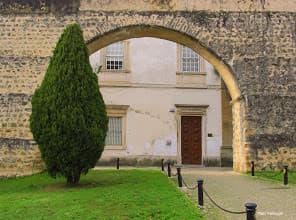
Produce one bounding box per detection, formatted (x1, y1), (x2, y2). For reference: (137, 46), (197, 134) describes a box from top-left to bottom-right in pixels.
(176, 71), (207, 75)
(176, 71), (207, 88)
(100, 69), (130, 74)
(98, 71), (131, 87)
(104, 145), (127, 150)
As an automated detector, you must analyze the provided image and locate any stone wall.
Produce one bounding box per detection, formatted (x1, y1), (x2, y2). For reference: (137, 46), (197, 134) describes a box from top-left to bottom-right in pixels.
(0, 0), (295, 174)
(255, 147), (296, 170)
(2, 0), (296, 13)
(0, 94), (45, 177)
(0, 138), (44, 177)
(221, 81), (233, 167)
(0, 94), (32, 138)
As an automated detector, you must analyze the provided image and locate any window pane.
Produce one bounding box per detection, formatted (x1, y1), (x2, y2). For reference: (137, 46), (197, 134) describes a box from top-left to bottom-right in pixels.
(106, 42), (124, 70)
(106, 117), (122, 145)
(181, 46), (200, 72)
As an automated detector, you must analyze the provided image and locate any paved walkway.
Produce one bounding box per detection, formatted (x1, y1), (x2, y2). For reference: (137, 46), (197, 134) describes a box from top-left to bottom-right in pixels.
(179, 168), (296, 220)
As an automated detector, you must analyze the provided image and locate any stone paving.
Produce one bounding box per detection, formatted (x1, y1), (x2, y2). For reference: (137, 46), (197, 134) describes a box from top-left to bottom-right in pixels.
(178, 167), (296, 220)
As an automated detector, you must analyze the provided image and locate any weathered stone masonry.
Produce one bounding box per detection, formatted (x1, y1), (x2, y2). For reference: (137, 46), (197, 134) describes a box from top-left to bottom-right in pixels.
(0, 0), (295, 175)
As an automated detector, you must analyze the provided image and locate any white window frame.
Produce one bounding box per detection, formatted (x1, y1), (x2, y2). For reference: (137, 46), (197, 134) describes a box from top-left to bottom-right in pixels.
(105, 116), (123, 146)
(105, 105), (129, 150)
(177, 45), (205, 73)
(181, 46), (200, 72)
(176, 45), (207, 88)
(105, 42), (124, 70)
(100, 41), (130, 73)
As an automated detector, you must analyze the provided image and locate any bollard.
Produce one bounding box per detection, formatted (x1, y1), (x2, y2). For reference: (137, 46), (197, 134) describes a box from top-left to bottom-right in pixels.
(197, 179), (204, 206)
(161, 158), (164, 172)
(176, 165), (182, 187)
(251, 161), (255, 176)
(116, 157), (120, 170)
(167, 161), (171, 177)
(245, 203), (257, 220)
(284, 165), (288, 185)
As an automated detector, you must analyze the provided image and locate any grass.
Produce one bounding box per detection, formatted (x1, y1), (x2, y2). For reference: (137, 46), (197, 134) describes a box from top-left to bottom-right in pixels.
(0, 169), (205, 220)
(247, 170), (296, 184)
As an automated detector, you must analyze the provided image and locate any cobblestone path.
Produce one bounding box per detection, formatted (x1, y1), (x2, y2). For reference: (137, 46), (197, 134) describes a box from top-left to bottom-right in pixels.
(179, 167), (296, 220)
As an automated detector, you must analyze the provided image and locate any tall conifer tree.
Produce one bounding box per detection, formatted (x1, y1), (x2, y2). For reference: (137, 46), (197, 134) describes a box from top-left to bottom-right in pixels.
(30, 24), (108, 185)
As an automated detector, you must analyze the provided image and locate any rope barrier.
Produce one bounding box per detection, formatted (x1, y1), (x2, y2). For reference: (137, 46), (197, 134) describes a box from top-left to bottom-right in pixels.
(163, 167), (168, 175)
(168, 168), (256, 219)
(163, 167), (174, 176)
(162, 164), (177, 177)
(181, 178), (198, 190)
(251, 162), (289, 178)
(203, 187), (246, 214)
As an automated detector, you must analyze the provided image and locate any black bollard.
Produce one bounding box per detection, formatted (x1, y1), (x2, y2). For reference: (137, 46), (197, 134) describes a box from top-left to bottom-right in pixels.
(116, 157), (120, 170)
(197, 179), (204, 206)
(176, 165), (182, 187)
(161, 158), (164, 172)
(251, 161), (255, 176)
(167, 161), (171, 177)
(245, 203), (257, 220)
(284, 165), (288, 185)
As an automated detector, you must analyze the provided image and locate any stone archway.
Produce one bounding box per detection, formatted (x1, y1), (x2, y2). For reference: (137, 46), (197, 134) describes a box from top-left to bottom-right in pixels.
(86, 25), (247, 171)
(2, 2), (295, 175)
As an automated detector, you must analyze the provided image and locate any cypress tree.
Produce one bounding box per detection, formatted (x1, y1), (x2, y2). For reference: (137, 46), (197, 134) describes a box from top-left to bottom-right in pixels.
(30, 24), (108, 185)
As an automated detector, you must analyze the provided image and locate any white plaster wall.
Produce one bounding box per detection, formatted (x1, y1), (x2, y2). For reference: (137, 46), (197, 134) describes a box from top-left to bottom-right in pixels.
(100, 86), (222, 159)
(130, 38), (177, 85)
(89, 50), (100, 71)
(89, 37), (223, 161)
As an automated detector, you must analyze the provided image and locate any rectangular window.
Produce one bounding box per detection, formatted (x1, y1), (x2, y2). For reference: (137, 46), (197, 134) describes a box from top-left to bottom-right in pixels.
(106, 116), (122, 146)
(182, 46), (200, 72)
(105, 42), (124, 70)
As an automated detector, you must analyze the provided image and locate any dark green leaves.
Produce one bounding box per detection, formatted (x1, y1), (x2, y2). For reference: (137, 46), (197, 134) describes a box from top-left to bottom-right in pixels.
(30, 24), (108, 185)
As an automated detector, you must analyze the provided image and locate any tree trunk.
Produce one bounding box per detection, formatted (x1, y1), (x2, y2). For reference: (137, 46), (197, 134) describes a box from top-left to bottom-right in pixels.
(67, 172), (80, 186)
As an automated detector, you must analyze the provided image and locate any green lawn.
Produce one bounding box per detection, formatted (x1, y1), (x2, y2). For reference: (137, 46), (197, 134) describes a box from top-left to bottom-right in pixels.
(0, 169), (205, 220)
(247, 170), (296, 184)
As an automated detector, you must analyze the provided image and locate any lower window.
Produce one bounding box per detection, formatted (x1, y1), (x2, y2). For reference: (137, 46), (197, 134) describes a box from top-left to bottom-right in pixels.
(106, 117), (122, 146)
(105, 105), (129, 149)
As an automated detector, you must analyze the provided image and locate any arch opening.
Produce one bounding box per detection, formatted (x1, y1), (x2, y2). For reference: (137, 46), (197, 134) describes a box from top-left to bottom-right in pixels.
(87, 25), (247, 172)
(87, 25), (241, 101)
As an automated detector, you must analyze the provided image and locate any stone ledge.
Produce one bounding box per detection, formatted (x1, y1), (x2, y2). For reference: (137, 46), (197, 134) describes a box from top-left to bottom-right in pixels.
(0, 0), (80, 14)
(0, 137), (35, 150)
(97, 156), (177, 167)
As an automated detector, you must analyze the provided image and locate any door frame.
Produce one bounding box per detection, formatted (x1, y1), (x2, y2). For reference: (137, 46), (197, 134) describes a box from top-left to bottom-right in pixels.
(175, 104), (209, 166)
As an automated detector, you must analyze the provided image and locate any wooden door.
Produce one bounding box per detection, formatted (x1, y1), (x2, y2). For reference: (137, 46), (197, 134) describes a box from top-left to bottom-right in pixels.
(181, 116), (202, 164)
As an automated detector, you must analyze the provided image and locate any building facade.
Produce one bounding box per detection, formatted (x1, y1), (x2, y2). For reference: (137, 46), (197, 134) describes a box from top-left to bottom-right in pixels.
(90, 37), (232, 166)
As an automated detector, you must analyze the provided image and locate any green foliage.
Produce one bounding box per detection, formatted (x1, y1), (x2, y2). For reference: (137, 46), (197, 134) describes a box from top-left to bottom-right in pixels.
(0, 170), (205, 219)
(30, 24), (108, 185)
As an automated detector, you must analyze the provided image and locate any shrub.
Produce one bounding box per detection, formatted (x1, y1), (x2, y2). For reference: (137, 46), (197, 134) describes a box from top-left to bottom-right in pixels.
(30, 24), (108, 185)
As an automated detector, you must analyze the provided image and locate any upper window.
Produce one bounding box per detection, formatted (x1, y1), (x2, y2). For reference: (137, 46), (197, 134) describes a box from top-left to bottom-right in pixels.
(181, 46), (200, 72)
(105, 42), (124, 70)
(99, 41), (129, 73)
(176, 45), (206, 88)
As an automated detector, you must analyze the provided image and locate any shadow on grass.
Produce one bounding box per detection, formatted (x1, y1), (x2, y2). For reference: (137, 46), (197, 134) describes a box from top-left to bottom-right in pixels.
(42, 179), (124, 191)
(0, 169), (146, 193)
(0, 169), (206, 220)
